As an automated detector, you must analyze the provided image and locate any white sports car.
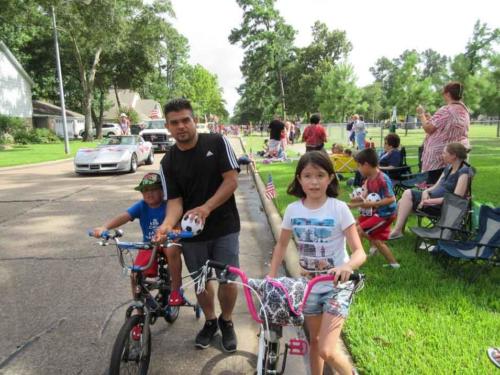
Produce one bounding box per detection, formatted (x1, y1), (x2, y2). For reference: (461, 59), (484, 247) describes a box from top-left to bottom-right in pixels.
(74, 135), (154, 174)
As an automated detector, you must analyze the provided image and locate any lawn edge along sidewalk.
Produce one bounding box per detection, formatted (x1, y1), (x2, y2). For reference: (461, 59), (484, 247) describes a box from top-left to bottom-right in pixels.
(238, 137), (356, 373)
(0, 157), (73, 171)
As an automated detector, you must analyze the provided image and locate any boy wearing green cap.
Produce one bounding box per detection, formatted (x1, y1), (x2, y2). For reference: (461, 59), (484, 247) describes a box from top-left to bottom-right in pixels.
(92, 172), (184, 306)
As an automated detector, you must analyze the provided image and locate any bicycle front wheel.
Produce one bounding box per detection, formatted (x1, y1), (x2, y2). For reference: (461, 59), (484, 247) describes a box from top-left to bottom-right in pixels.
(109, 315), (151, 375)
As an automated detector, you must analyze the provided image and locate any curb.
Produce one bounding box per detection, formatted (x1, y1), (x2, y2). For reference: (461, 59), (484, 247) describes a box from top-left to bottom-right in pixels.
(238, 136), (356, 373)
(0, 157), (73, 171)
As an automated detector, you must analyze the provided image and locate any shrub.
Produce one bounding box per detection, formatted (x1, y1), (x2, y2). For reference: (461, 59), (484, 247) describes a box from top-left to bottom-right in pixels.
(0, 132), (15, 145)
(0, 115), (25, 134)
(13, 128), (61, 144)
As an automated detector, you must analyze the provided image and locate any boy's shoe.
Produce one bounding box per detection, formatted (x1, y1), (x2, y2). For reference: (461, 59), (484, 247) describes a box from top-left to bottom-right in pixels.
(195, 319), (218, 349)
(388, 231), (404, 240)
(131, 324), (142, 341)
(168, 289), (185, 306)
(218, 315), (237, 353)
(368, 246), (378, 256)
(383, 263), (401, 269)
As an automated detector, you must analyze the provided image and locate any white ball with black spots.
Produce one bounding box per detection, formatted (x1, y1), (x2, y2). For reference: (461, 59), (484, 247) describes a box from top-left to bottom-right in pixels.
(181, 215), (204, 236)
(366, 193), (381, 203)
(350, 187), (365, 199)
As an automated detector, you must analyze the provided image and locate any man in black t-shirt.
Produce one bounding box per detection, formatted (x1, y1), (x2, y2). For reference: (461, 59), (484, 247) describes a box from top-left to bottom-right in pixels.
(155, 99), (240, 352)
(268, 118), (284, 157)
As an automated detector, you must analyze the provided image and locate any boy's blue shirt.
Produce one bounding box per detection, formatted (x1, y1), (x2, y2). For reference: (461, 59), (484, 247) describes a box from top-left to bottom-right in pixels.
(127, 200), (166, 242)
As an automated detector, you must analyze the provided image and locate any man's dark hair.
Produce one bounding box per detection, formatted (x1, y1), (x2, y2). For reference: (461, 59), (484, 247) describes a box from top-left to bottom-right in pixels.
(443, 81), (464, 101)
(310, 114), (320, 124)
(164, 98), (194, 118)
(287, 151), (339, 198)
(385, 133), (400, 148)
(359, 115), (364, 121)
(354, 148), (379, 168)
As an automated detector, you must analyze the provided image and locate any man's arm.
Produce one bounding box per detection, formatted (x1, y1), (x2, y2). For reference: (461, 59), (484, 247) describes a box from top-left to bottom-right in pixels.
(184, 169), (238, 224)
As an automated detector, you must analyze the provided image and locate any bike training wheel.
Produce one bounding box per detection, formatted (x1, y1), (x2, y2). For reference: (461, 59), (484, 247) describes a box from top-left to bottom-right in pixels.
(109, 315), (151, 375)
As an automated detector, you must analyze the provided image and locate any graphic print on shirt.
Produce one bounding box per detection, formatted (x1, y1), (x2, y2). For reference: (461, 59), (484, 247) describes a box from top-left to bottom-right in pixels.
(147, 218), (160, 241)
(292, 218), (336, 271)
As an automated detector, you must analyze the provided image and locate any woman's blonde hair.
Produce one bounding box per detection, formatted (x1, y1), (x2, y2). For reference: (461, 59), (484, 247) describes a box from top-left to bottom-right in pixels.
(446, 142), (468, 160)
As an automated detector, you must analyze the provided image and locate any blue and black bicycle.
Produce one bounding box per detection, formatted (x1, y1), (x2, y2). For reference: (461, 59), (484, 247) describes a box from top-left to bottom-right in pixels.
(90, 229), (201, 375)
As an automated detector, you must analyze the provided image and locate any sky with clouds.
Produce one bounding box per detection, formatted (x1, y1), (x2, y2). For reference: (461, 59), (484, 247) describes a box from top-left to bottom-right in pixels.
(170, 0), (499, 115)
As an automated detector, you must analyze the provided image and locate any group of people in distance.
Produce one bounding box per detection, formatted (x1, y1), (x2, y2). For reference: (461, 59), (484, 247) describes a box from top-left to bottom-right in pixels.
(88, 79), (489, 375)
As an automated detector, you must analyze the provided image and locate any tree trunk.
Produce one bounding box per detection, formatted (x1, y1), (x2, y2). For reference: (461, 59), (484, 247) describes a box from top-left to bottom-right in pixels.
(83, 93), (93, 141)
(114, 83), (121, 111)
(277, 67), (287, 120)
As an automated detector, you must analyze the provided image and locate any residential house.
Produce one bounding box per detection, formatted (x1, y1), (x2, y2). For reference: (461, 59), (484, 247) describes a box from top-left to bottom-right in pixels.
(0, 41), (34, 125)
(33, 100), (84, 139)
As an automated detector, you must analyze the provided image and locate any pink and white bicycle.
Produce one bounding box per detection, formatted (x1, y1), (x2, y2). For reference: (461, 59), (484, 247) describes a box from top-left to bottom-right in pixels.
(200, 260), (365, 375)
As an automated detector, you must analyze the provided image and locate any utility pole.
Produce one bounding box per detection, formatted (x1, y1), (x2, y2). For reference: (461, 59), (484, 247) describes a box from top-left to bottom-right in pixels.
(51, 6), (70, 154)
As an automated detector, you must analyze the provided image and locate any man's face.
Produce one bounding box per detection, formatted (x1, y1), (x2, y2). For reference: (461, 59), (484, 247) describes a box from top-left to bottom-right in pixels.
(165, 109), (197, 144)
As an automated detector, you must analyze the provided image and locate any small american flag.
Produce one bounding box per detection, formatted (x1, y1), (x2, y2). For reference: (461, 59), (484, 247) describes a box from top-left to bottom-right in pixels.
(150, 105), (160, 119)
(265, 174), (277, 200)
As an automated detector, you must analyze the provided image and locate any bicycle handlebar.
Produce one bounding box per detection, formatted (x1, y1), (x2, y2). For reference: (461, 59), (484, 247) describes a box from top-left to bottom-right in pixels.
(205, 260), (364, 324)
(88, 229), (193, 272)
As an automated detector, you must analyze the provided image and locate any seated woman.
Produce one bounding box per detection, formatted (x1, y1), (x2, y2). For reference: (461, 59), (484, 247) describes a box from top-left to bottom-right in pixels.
(389, 143), (471, 239)
(379, 133), (402, 170)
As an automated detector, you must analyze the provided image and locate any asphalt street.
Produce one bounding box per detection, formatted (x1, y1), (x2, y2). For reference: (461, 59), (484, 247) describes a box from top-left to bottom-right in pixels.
(0, 138), (308, 375)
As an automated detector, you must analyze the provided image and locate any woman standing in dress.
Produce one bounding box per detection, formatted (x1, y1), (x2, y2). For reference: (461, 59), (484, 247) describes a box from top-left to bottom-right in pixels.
(417, 82), (470, 184)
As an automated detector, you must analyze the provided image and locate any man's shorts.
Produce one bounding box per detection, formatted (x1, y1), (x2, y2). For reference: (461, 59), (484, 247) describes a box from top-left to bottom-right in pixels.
(303, 281), (356, 317)
(182, 232), (240, 281)
(359, 214), (395, 241)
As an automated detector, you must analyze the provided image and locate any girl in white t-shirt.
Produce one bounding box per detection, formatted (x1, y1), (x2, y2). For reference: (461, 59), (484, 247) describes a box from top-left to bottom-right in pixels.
(268, 151), (366, 375)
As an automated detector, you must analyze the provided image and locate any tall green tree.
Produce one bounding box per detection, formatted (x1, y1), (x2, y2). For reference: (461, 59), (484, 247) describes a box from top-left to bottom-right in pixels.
(229, 0), (295, 121)
(286, 21), (352, 118)
(315, 63), (361, 122)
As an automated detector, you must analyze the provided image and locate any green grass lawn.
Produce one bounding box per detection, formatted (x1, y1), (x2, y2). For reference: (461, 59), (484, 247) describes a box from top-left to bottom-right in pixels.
(242, 127), (500, 374)
(0, 141), (99, 167)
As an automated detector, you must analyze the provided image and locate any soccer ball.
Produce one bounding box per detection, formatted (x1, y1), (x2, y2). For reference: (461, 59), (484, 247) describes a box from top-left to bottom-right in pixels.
(366, 193), (381, 203)
(181, 215), (204, 235)
(350, 187), (365, 200)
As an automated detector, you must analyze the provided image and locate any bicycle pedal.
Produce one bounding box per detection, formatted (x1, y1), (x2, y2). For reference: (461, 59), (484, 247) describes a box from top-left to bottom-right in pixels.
(288, 338), (308, 356)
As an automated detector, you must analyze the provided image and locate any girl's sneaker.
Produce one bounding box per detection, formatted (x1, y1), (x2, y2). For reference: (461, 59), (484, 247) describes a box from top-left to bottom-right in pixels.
(382, 263), (401, 269)
(168, 289), (185, 306)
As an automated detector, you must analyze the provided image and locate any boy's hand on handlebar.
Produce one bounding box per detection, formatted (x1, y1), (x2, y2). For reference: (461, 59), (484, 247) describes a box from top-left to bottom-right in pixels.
(92, 227), (107, 238)
(329, 264), (354, 284)
(153, 224), (172, 243)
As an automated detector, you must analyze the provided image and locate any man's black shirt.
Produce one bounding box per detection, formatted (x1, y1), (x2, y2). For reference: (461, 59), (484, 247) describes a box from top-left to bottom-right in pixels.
(269, 120), (284, 141)
(159, 133), (240, 242)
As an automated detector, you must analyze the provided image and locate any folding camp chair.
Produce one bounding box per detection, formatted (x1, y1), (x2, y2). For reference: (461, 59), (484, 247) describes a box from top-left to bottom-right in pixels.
(410, 193), (469, 252)
(436, 205), (500, 278)
(414, 162), (475, 228)
(330, 155), (357, 173)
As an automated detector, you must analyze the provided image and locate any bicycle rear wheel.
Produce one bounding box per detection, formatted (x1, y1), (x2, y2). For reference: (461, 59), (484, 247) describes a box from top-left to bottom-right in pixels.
(109, 315), (151, 375)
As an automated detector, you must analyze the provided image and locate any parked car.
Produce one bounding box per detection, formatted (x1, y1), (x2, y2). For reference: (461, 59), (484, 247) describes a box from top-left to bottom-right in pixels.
(79, 123), (122, 138)
(139, 119), (175, 152)
(196, 123), (210, 133)
(74, 135), (154, 174)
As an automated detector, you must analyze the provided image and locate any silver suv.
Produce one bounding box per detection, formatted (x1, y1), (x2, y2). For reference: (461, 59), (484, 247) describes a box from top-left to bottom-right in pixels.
(80, 123), (122, 138)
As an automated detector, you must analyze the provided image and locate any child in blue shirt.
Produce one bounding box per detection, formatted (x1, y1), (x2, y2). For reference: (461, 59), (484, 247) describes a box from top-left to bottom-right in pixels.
(92, 172), (184, 306)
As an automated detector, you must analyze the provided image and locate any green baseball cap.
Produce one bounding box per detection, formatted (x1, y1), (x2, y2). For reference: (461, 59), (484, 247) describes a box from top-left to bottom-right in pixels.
(134, 173), (162, 192)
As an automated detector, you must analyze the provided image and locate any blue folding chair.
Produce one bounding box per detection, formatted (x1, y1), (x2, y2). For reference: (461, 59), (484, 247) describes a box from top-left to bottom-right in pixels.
(436, 206), (500, 277)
